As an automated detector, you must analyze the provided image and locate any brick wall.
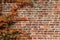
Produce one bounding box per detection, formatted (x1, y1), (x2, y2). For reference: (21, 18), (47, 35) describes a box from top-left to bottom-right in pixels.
(2, 0), (60, 40)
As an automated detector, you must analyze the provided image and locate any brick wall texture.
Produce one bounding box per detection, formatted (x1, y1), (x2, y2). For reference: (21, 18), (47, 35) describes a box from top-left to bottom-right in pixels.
(1, 0), (60, 40)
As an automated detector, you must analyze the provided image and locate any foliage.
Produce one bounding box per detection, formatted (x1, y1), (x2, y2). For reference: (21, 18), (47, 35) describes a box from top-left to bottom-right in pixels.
(0, 1), (32, 40)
